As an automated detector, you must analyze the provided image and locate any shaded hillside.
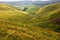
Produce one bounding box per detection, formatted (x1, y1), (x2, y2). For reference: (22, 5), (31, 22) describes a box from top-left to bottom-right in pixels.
(30, 3), (60, 32)
(31, 3), (60, 23)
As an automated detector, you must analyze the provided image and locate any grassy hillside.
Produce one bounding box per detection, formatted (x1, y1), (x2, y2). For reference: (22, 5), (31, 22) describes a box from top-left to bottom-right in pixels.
(0, 4), (19, 11)
(35, 3), (60, 14)
(0, 3), (60, 40)
(29, 3), (60, 32)
(0, 4), (31, 24)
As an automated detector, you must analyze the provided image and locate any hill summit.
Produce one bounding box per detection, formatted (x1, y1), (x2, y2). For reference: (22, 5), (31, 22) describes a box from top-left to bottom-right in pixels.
(0, 4), (18, 11)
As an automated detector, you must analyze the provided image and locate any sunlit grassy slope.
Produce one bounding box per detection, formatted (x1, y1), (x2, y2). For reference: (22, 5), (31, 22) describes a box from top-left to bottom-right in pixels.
(0, 3), (60, 40)
(0, 4), (31, 24)
(0, 4), (19, 11)
(0, 4), (28, 18)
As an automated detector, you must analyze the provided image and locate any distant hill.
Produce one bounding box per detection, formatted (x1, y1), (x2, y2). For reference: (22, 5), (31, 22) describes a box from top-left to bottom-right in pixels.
(35, 3), (60, 14)
(0, 1), (59, 14)
(0, 1), (60, 7)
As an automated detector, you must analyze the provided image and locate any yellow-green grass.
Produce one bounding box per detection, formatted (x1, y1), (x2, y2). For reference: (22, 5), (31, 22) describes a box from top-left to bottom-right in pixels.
(35, 3), (60, 14)
(28, 3), (60, 32)
(0, 20), (60, 40)
(30, 3), (60, 24)
(0, 11), (28, 18)
(0, 3), (60, 40)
